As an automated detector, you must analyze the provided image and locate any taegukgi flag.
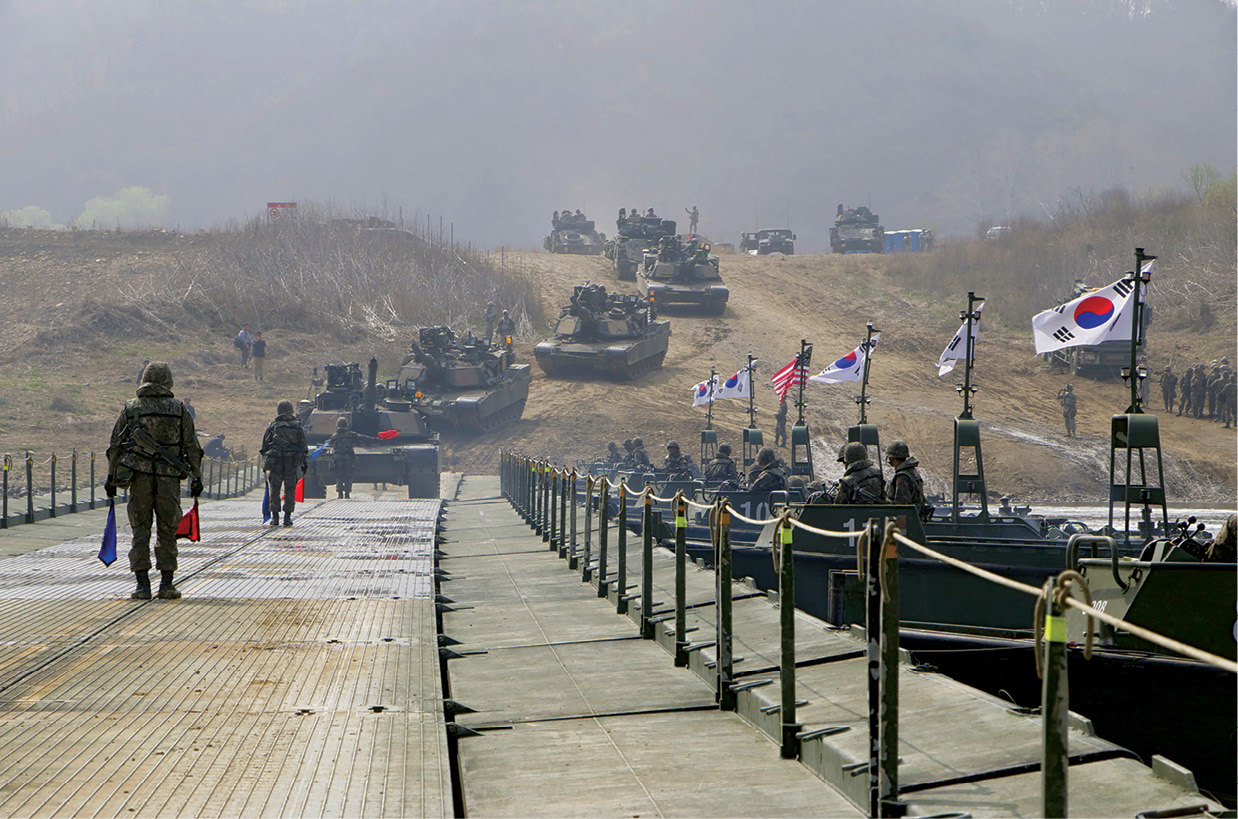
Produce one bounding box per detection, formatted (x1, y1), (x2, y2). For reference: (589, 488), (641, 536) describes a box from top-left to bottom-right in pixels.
(691, 374), (719, 407)
(938, 300), (984, 377)
(716, 363), (755, 400)
(1032, 264), (1150, 355)
(810, 334), (880, 384)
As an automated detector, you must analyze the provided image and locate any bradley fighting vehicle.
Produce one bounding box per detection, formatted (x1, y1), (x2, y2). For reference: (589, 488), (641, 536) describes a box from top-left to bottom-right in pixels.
(739, 228), (796, 255)
(604, 210), (677, 280)
(544, 210), (605, 255)
(534, 283), (671, 379)
(298, 358), (441, 498)
(637, 235), (729, 315)
(390, 326), (532, 432)
(829, 204), (884, 254)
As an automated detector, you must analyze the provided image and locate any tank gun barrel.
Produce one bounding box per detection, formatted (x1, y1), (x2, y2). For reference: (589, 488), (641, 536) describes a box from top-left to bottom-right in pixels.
(365, 357), (379, 411)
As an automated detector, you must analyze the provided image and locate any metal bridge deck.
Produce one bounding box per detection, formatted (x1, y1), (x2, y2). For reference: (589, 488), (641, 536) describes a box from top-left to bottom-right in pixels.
(0, 487), (448, 818)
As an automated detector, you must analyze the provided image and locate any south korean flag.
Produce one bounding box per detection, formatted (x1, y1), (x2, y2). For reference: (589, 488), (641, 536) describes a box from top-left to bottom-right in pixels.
(938, 301), (984, 377)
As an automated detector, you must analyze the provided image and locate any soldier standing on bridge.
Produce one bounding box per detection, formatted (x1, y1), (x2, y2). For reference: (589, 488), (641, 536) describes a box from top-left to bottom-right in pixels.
(834, 442), (885, 504)
(884, 441), (926, 513)
(327, 417), (383, 499)
(1058, 383), (1077, 437)
(685, 205), (699, 234)
(106, 362), (203, 601)
(261, 400), (308, 526)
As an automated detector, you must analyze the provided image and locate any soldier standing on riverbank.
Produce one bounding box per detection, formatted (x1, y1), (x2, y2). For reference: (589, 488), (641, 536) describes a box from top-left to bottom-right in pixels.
(1058, 384), (1077, 437)
(1159, 366), (1177, 413)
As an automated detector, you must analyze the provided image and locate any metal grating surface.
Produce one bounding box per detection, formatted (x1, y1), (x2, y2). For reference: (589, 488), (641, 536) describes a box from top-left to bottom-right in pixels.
(0, 495), (448, 818)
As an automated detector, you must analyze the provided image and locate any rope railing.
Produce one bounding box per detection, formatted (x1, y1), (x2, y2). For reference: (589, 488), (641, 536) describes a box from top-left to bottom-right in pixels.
(498, 450), (1231, 817)
(891, 530), (1238, 674)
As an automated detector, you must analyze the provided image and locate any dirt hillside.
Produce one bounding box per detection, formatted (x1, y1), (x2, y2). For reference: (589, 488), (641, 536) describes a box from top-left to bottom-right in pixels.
(0, 228), (1233, 505)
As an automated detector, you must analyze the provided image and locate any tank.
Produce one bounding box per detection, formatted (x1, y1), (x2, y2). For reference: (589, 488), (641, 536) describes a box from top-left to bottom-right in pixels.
(299, 358), (441, 499)
(544, 211), (605, 255)
(636, 235), (729, 315)
(534, 283), (671, 379)
(829, 204), (884, 254)
(390, 326), (532, 432)
(604, 212), (676, 281)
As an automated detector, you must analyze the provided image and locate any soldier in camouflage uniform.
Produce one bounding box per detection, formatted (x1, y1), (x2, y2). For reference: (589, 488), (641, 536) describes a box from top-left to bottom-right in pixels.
(483, 302), (498, 346)
(703, 443), (740, 484)
(1177, 366), (1194, 417)
(1159, 366), (1177, 413)
(773, 399), (788, 447)
(106, 361), (203, 601)
(260, 400), (308, 526)
(661, 441), (698, 479)
(326, 417), (385, 498)
(748, 447), (788, 493)
(884, 441), (926, 512)
(834, 442), (885, 504)
(628, 437), (651, 470)
(496, 310), (516, 350)
(1058, 384), (1077, 437)
(604, 441), (623, 465)
(1192, 365), (1208, 418)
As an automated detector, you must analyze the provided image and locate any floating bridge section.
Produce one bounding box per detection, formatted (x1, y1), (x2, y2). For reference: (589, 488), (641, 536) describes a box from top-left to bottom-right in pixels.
(0, 475), (1221, 817)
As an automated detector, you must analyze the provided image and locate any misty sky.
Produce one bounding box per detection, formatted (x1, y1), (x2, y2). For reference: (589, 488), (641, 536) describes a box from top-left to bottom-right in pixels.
(1, 0), (1234, 251)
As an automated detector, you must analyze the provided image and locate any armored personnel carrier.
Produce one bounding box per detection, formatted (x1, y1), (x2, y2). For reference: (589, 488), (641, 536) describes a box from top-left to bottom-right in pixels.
(534, 283), (671, 379)
(544, 210), (605, 255)
(636, 235), (729, 315)
(829, 204), (884, 254)
(740, 228), (796, 255)
(298, 358), (441, 498)
(604, 210), (676, 280)
(390, 326), (532, 432)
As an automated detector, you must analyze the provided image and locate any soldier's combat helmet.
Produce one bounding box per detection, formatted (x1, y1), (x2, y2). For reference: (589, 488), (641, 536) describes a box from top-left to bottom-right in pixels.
(623, 438), (633, 449)
(836, 444), (848, 463)
(756, 447), (775, 466)
(337, 417), (350, 430)
(666, 441), (679, 451)
(632, 437), (644, 448)
(276, 399), (295, 416)
(842, 442), (868, 464)
(886, 441), (910, 460)
(141, 361), (173, 389)
(717, 444), (732, 456)
(607, 441), (618, 450)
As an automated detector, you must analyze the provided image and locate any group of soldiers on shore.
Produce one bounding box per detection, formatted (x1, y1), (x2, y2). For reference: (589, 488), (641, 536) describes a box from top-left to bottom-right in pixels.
(597, 437), (926, 512)
(1159, 358), (1235, 428)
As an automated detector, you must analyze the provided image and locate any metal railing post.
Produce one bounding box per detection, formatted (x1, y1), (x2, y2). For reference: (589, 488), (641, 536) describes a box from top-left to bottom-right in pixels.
(615, 481), (629, 613)
(70, 450), (78, 512)
(1042, 583), (1070, 818)
(49, 453), (57, 517)
(597, 478), (610, 597)
(879, 519), (901, 815)
(548, 468), (558, 549)
(779, 517), (800, 758)
(25, 452), (34, 524)
(558, 468), (569, 558)
(640, 490), (654, 638)
(89, 452), (96, 509)
(567, 471), (579, 568)
(674, 492), (688, 667)
(540, 462), (550, 538)
(717, 501), (735, 710)
(582, 476), (594, 581)
(2, 454), (10, 526)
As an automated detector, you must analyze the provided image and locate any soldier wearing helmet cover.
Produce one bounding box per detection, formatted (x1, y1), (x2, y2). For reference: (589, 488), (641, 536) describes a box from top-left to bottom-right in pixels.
(884, 440), (925, 511)
(834, 442), (885, 504)
(260, 399), (308, 526)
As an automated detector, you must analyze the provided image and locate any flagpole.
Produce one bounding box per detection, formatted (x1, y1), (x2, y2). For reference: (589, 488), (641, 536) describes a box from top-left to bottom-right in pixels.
(706, 365), (716, 430)
(796, 339), (808, 425)
(746, 353), (757, 429)
(959, 292), (983, 420)
(856, 322), (878, 424)
(1127, 248), (1155, 414)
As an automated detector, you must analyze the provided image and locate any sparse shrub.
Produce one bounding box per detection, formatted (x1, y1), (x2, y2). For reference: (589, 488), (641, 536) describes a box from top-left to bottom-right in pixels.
(49, 395), (81, 413)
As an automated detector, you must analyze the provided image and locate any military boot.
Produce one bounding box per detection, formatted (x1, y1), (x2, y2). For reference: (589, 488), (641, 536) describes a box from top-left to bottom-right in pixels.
(131, 572), (152, 600)
(156, 571), (181, 600)
(269, 514), (280, 527)
(283, 513), (293, 527)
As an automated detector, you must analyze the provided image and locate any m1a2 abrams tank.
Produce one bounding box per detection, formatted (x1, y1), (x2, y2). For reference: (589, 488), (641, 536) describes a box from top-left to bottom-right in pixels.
(534, 283), (671, 380)
(299, 358), (441, 498)
(636, 235), (729, 315)
(604, 209), (676, 281)
(390, 326), (532, 432)
(829, 204), (884, 254)
(544, 209), (605, 255)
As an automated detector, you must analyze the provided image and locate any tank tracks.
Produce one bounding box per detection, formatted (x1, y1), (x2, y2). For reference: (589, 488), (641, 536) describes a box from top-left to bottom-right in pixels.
(611, 352), (665, 380)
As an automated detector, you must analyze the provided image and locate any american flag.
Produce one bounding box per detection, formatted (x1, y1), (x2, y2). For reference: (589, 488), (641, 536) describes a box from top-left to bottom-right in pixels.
(771, 345), (812, 402)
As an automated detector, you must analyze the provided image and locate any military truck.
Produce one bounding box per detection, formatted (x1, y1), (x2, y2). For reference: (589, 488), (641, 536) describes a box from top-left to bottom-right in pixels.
(739, 228), (796, 255)
(390, 326), (532, 432)
(636, 235), (729, 315)
(604, 210), (676, 280)
(299, 358), (440, 498)
(544, 210), (605, 255)
(829, 204), (884, 254)
(534, 283), (671, 379)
